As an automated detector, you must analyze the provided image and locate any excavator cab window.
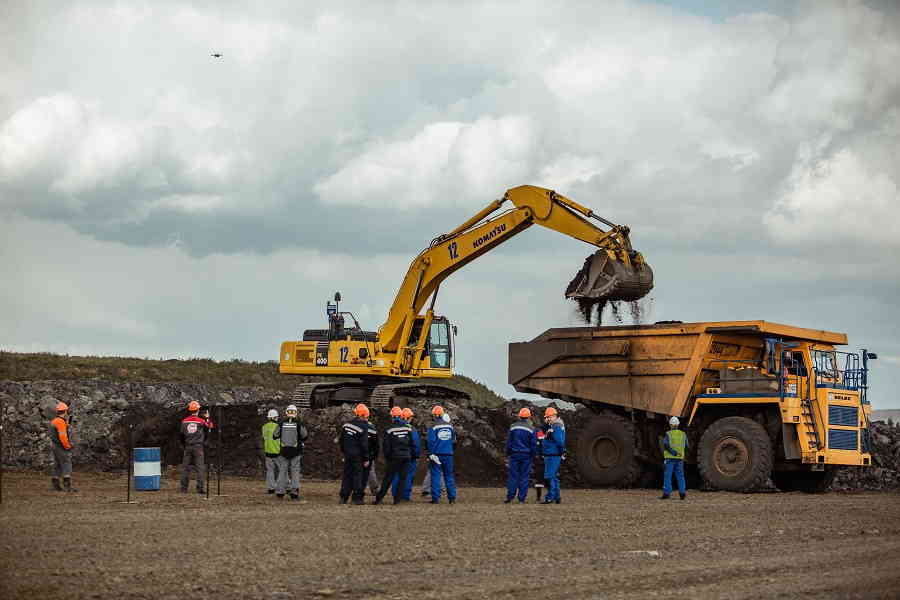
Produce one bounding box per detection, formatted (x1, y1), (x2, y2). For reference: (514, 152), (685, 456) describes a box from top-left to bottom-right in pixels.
(429, 319), (452, 369)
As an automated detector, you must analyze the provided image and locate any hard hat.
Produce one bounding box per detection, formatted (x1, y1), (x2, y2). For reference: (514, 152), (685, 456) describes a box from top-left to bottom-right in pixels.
(442, 412), (451, 423)
(56, 402), (69, 412)
(187, 400), (200, 412)
(401, 407), (414, 420)
(286, 404), (298, 414)
(544, 406), (558, 417)
(355, 403), (370, 418)
(390, 406), (403, 417)
(518, 407), (531, 419)
(267, 409), (278, 419)
(669, 416), (680, 426)
(431, 405), (444, 417)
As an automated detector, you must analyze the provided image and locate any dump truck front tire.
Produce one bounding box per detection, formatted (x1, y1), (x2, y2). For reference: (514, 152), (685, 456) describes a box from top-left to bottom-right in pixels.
(575, 413), (640, 487)
(698, 416), (772, 492)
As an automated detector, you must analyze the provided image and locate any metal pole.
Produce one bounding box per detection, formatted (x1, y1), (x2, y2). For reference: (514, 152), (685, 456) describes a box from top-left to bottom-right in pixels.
(217, 405), (223, 496)
(126, 423), (133, 504)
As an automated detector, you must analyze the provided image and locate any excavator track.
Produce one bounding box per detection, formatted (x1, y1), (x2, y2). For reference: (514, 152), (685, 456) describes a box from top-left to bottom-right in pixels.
(372, 383), (470, 408)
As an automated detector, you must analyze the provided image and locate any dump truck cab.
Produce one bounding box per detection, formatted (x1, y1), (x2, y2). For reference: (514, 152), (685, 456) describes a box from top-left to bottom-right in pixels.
(509, 320), (875, 492)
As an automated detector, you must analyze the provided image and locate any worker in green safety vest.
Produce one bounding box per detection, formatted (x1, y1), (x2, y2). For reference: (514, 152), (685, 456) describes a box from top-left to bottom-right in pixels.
(660, 416), (688, 500)
(261, 409), (281, 494)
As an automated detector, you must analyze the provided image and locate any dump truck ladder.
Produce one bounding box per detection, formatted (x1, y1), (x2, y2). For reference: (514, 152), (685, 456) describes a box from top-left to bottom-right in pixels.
(800, 396), (821, 452)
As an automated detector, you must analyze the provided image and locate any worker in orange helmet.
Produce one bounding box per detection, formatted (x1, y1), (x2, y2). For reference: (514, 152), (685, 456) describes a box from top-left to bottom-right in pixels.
(505, 407), (537, 503)
(339, 403), (371, 505)
(49, 402), (77, 492)
(539, 406), (566, 504)
(180, 400), (210, 494)
(390, 407), (421, 502)
(426, 405), (457, 503)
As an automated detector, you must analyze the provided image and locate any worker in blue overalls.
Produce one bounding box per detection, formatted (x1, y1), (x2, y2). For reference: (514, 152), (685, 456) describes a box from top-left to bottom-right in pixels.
(660, 416), (688, 500)
(539, 406), (566, 505)
(390, 407), (421, 501)
(505, 407), (537, 503)
(427, 405), (457, 504)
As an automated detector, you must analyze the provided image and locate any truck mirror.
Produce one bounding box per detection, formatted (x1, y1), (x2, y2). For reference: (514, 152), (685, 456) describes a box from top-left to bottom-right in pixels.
(452, 325), (458, 336)
(866, 352), (878, 360)
(334, 292), (342, 302)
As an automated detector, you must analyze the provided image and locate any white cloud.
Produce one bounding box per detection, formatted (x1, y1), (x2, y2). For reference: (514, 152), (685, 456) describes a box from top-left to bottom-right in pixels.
(315, 115), (535, 207)
(764, 147), (900, 247)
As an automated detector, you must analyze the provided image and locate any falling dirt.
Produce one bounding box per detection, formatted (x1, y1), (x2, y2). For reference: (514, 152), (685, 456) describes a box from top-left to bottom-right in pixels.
(566, 253), (650, 326)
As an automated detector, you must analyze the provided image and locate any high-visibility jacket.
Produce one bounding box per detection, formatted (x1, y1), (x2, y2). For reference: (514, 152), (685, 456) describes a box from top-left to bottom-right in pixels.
(261, 421), (281, 457)
(662, 429), (687, 460)
(49, 417), (73, 450)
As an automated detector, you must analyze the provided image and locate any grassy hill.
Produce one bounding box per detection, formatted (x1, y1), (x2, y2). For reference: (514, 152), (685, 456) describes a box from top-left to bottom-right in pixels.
(0, 351), (507, 408)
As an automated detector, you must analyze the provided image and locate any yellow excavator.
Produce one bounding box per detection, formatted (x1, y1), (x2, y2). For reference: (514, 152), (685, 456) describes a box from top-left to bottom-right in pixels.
(278, 185), (653, 408)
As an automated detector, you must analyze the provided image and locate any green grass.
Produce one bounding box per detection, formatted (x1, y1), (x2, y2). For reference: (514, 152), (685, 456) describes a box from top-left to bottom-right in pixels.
(0, 351), (507, 407)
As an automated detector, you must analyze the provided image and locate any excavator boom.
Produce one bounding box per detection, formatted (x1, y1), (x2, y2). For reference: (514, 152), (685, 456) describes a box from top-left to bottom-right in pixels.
(378, 185), (653, 353)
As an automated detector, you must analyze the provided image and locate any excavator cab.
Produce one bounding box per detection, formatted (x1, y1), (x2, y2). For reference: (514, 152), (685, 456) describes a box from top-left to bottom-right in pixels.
(427, 317), (453, 369)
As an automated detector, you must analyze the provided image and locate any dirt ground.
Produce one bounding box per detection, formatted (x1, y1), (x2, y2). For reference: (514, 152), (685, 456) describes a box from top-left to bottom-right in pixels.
(2, 471), (900, 600)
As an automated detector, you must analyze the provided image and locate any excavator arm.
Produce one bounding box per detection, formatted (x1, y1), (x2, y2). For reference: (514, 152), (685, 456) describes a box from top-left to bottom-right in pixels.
(378, 185), (653, 370)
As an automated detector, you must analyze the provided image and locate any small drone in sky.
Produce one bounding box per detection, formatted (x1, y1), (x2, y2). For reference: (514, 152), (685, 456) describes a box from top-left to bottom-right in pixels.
(211, 53), (223, 58)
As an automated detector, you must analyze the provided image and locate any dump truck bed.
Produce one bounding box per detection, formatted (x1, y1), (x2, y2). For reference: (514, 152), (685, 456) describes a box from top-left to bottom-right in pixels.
(509, 320), (848, 417)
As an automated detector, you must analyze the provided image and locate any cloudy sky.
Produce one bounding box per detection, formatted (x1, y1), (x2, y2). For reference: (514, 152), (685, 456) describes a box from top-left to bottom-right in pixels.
(2, 0), (899, 408)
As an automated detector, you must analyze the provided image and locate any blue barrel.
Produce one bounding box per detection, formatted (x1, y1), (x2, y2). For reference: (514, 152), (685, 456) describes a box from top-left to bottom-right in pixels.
(133, 447), (161, 491)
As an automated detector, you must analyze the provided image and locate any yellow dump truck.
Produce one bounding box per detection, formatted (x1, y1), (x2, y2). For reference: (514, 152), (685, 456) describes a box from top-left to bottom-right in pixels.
(509, 320), (876, 492)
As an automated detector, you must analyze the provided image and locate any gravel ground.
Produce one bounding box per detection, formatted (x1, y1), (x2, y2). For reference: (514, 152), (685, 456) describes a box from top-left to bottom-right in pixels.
(2, 471), (900, 600)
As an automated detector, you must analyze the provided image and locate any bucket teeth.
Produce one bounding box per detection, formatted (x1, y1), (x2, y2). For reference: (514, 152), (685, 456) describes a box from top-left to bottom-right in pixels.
(566, 250), (653, 303)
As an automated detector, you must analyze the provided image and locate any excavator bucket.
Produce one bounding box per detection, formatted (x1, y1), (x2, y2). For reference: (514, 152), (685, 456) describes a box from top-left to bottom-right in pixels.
(565, 250), (654, 303)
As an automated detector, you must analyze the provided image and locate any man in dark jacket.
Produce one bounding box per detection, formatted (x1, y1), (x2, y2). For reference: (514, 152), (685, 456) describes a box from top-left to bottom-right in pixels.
(180, 400), (210, 494)
(272, 404), (308, 500)
(374, 406), (414, 505)
(505, 407), (537, 503)
(340, 403), (371, 505)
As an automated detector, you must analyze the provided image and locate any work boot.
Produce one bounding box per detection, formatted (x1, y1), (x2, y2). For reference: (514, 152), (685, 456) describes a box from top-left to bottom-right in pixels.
(659, 494), (670, 500)
(290, 493), (299, 501)
(680, 493), (686, 500)
(540, 499), (554, 505)
(63, 478), (78, 493)
(276, 493), (284, 499)
(339, 497), (348, 505)
(430, 499), (439, 504)
(420, 490), (430, 497)
(373, 496), (383, 505)
(503, 498), (513, 504)
(448, 498), (455, 504)
(554, 498), (561, 504)
(51, 478), (63, 492)
(267, 489), (275, 495)
(197, 488), (205, 495)
(352, 498), (365, 505)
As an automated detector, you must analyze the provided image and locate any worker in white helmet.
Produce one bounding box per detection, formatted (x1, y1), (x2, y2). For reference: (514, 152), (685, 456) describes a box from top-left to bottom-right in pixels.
(272, 404), (308, 500)
(659, 416), (688, 500)
(261, 408), (281, 494)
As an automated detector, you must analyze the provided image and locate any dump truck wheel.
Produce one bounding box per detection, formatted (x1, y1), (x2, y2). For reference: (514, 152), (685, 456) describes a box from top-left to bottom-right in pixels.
(576, 413), (640, 487)
(698, 416), (772, 492)
(771, 468), (837, 493)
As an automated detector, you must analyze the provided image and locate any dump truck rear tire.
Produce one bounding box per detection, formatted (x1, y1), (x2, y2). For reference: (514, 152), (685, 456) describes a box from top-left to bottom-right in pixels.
(771, 468), (836, 493)
(575, 413), (640, 487)
(698, 416), (772, 492)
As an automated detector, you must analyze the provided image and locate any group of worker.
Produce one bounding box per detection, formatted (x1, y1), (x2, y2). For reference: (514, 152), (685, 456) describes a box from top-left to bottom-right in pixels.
(46, 399), (688, 502)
